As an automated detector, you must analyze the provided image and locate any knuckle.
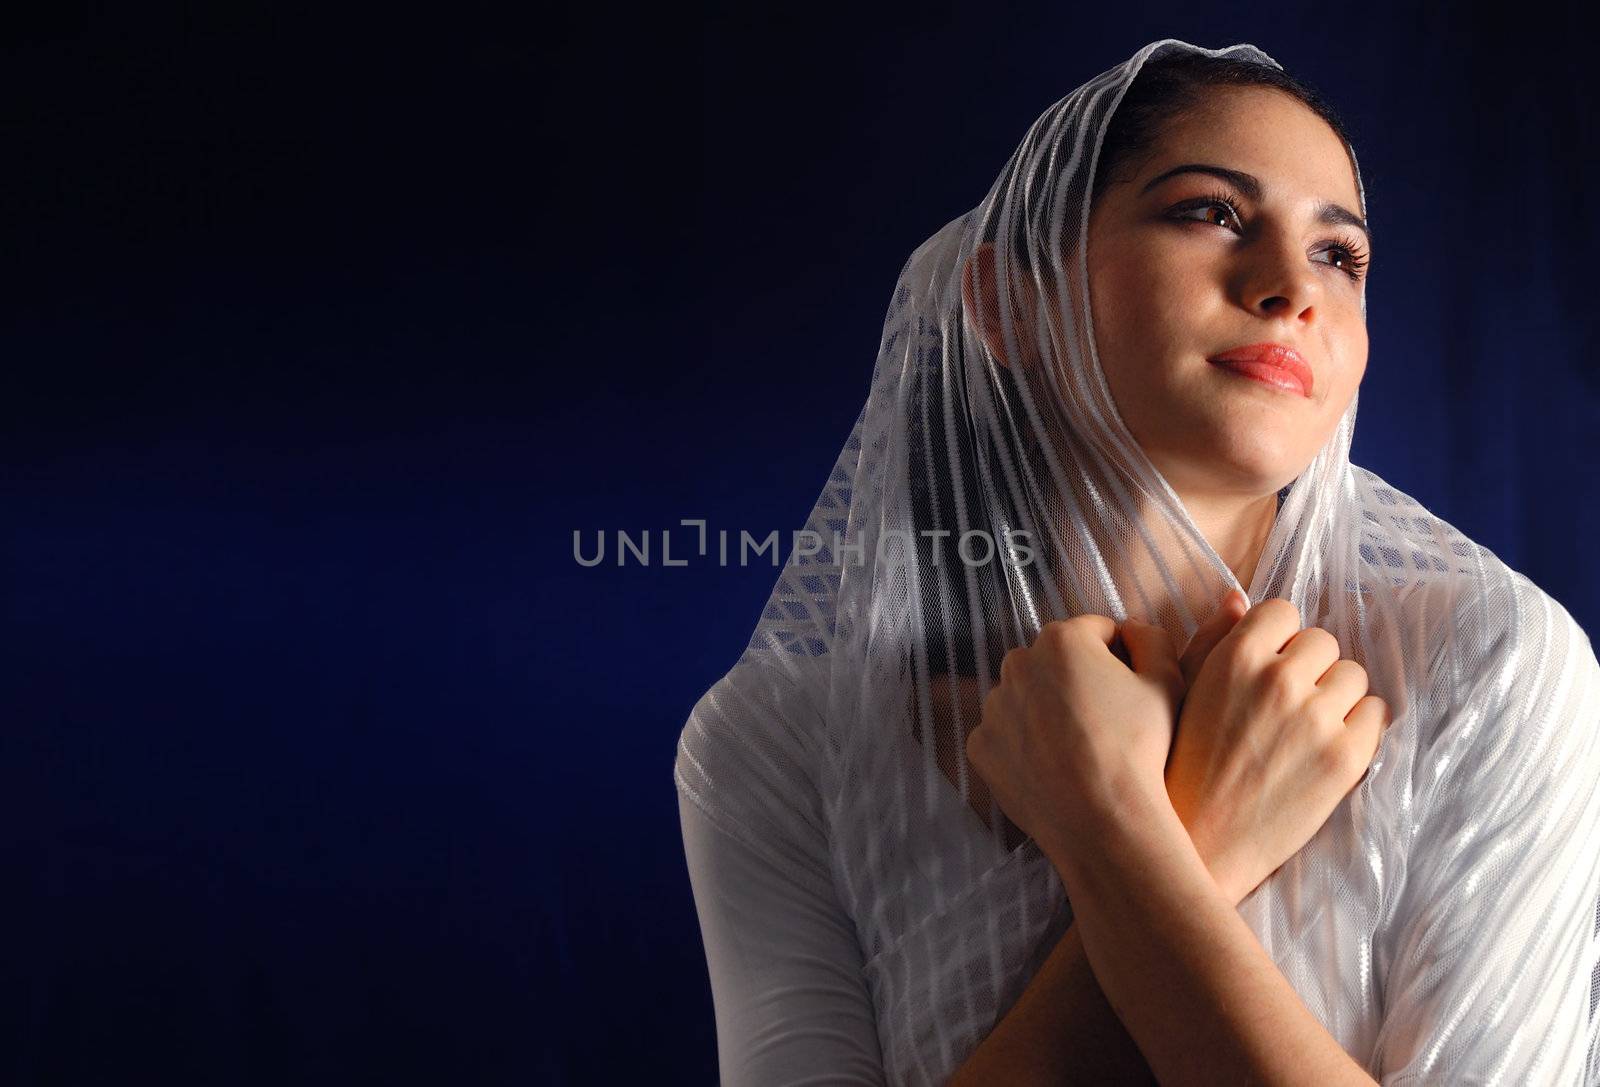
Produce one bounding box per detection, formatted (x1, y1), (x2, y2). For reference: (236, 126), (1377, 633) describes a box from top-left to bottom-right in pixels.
(1037, 621), (1072, 650)
(1215, 644), (1252, 685)
(1261, 658), (1300, 701)
(1210, 629), (1250, 669)
(964, 730), (983, 766)
(998, 648), (1021, 683)
(1060, 614), (1102, 641)
(1259, 597), (1302, 626)
(1300, 626), (1340, 655)
(1318, 737), (1358, 779)
(1346, 739), (1374, 779)
(981, 681), (1005, 719)
(1323, 659), (1370, 697)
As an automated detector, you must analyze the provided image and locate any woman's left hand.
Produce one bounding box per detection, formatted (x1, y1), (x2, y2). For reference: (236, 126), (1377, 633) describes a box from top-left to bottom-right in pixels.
(965, 615), (1185, 863)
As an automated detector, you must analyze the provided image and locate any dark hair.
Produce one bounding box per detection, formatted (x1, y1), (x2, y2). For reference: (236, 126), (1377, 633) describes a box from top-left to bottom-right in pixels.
(1092, 51), (1360, 206)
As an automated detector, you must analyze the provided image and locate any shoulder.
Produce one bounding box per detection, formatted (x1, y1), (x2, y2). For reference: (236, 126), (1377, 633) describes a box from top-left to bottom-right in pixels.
(1349, 465), (1594, 671)
(674, 650), (833, 884)
(1346, 467), (1600, 779)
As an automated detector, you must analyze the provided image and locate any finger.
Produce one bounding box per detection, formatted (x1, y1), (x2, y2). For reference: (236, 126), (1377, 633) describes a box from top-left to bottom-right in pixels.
(1227, 596), (1304, 661)
(1343, 694), (1390, 784)
(1036, 614), (1118, 665)
(1312, 657), (1369, 707)
(1066, 613), (1118, 649)
(1178, 590), (1248, 688)
(1122, 618), (1184, 705)
(1280, 625), (1342, 679)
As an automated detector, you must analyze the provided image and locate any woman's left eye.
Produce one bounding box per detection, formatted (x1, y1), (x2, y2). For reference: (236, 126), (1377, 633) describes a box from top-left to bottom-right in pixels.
(1313, 239), (1370, 281)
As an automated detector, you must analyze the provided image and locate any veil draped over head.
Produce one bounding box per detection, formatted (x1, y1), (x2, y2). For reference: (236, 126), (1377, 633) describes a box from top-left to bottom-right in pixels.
(676, 39), (1600, 1084)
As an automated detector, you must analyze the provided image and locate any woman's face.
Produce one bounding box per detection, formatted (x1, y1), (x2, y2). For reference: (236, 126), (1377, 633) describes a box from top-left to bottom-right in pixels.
(1084, 85), (1371, 501)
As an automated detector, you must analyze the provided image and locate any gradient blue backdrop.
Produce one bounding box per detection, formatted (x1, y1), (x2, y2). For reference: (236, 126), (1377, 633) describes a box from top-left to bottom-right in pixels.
(2, 3), (1595, 1084)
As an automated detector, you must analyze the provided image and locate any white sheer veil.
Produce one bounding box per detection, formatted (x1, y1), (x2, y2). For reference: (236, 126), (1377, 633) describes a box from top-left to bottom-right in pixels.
(677, 38), (1600, 1084)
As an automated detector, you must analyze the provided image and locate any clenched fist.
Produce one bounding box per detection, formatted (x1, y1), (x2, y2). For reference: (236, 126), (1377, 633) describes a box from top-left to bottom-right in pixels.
(1166, 597), (1390, 904)
(965, 613), (1186, 862)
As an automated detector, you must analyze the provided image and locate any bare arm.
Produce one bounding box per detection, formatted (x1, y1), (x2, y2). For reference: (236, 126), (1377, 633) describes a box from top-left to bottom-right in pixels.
(962, 600), (1387, 1085)
(947, 918), (1156, 1086)
(949, 594), (1255, 1085)
(949, 842), (1266, 1085)
(1046, 786), (1376, 1087)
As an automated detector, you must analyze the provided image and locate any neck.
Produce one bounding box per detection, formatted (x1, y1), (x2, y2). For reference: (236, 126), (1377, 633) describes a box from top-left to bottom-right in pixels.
(1178, 488), (1280, 592)
(1071, 478), (1281, 623)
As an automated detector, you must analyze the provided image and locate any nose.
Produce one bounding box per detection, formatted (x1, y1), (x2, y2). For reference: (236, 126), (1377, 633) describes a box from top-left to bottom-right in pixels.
(1236, 232), (1323, 322)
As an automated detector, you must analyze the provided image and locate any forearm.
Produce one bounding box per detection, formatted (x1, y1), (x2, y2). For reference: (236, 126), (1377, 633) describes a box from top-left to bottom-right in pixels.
(948, 919), (1157, 1086)
(1043, 789), (1377, 1087)
(947, 803), (1259, 1084)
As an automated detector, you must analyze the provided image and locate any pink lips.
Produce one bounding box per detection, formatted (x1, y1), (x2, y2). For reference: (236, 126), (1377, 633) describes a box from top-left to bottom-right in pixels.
(1207, 342), (1313, 398)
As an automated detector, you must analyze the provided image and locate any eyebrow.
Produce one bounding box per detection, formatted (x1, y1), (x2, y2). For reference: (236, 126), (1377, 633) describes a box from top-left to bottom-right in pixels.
(1140, 162), (1371, 244)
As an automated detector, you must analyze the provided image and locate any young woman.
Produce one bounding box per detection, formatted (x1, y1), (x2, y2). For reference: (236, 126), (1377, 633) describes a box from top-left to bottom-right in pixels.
(676, 39), (1600, 1085)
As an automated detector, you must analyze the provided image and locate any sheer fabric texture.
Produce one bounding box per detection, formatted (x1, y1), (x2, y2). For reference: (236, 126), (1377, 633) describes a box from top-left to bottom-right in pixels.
(676, 38), (1600, 1085)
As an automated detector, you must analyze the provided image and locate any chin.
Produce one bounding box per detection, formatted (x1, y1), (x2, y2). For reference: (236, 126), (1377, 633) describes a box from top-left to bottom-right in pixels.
(1187, 428), (1302, 497)
(1225, 442), (1301, 488)
(1128, 392), (1306, 489)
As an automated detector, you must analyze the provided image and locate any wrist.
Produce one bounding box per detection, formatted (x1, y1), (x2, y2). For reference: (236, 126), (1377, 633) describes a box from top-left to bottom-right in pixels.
(1175, 816), (1252, 906)
(1167, 785), (1259, 907)
(1200, 848), (1255, 907)
(1041, 780), (1189, 886)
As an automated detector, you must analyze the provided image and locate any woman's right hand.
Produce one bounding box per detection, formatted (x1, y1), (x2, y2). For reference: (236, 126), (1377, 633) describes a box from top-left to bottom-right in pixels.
(1160, 593), (1390, 906)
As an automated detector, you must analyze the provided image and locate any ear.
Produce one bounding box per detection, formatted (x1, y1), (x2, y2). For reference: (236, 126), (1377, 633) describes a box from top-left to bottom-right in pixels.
(960, 241), (1041, 371)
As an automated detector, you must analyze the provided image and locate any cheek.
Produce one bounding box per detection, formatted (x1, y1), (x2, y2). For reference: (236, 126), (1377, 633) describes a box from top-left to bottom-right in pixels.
(1090, 247), (1195, 370)
(1295, 320), (1366, 459)
(1324, 316), (1369, 407)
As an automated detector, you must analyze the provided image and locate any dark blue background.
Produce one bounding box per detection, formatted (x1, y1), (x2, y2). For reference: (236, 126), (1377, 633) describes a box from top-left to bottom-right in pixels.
(2, 4), (1594, 1084)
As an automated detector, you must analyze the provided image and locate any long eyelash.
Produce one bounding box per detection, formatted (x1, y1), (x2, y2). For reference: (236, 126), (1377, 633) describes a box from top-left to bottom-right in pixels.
(1174, 187), (1370, 282)
(1173, 187), (1244, 228)
(1320, 234), (1370, 282)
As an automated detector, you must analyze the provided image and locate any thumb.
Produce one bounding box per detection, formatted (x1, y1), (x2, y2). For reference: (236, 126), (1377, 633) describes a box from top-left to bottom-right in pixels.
(1121, 617), (1184, 708)
(1178, 590), (1249, 690)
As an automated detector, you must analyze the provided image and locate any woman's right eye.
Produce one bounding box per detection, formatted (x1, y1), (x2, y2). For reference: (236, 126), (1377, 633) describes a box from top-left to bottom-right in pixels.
(1170, 194), (1244, 232)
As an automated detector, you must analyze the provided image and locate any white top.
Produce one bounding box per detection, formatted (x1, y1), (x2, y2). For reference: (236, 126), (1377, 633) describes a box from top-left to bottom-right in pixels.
(679, 789), (886, 1085)
(680, 744), (1017, 1085)
(679, 588), (1600, 1084)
